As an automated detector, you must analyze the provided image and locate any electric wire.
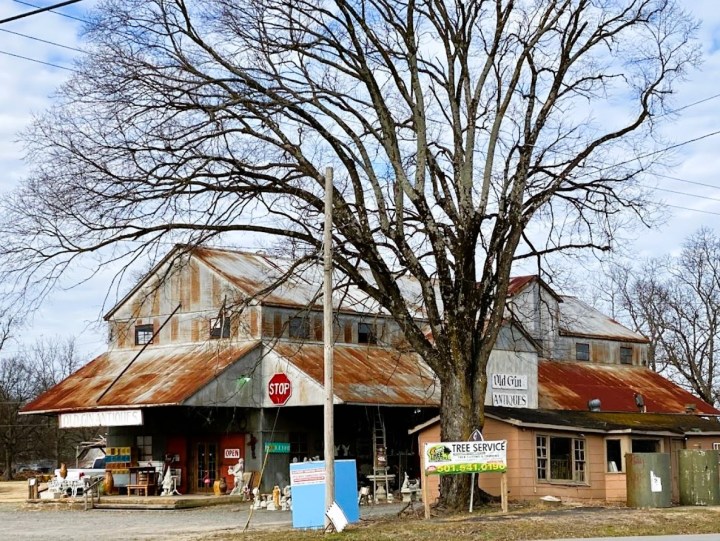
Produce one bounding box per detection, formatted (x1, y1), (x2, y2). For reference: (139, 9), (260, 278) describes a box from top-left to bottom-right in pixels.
(0, 0), (84, 25)
(0, 27), (84, 53)
(0, 48), (75, 71)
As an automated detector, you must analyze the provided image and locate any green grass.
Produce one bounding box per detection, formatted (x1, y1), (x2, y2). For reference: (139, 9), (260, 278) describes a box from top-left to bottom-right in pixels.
(202, 503), (720, 540)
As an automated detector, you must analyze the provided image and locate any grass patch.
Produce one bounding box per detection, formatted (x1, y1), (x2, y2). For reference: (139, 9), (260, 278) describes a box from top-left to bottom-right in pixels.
(202, 504), (720, 540)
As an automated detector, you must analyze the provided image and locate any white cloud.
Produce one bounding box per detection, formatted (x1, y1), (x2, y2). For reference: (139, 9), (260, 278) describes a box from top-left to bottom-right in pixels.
(1, 1), (719, 355)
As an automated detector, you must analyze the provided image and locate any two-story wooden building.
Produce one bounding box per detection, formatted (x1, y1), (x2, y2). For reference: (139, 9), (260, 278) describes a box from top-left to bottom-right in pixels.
(22, 248), (720, 501)
(20, 246), (449, 493)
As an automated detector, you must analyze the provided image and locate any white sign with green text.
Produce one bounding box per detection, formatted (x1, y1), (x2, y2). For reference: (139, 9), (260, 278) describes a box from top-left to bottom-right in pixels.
(424, 440), (507, 475)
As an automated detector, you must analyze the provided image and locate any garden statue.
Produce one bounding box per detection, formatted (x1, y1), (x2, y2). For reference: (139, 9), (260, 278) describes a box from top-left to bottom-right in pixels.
(161, 468), (174, 496)
(227, 457), (244, 495)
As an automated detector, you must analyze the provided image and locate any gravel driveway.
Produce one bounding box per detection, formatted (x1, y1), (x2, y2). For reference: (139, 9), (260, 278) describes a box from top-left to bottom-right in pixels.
(0, 501), (408, 540)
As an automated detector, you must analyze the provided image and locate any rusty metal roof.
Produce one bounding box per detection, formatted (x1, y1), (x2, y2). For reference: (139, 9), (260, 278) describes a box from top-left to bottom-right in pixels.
(487, 407), (720, 434)
(538, 361), (719, 415)
(22, 342), (260, 414)
(273, 342), (440, 406)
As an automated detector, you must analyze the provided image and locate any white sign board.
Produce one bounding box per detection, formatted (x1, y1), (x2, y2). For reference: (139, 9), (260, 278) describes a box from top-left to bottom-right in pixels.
(492, 373), (528, 390)
(424, 440), (507, 475)
(59, 409), (143, 428)
(492, 392), (528, 407)
(224, 448), (240, 459)
(289, 466), (326, 486)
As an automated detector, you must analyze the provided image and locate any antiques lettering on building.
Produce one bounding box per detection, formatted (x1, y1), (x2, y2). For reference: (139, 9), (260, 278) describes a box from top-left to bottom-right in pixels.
(491, 373), (528, 408)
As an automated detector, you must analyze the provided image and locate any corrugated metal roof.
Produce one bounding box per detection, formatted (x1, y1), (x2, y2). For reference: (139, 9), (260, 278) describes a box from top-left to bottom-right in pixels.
(22, 342), (260, 414)
(193, 247), (428, 317)
(273, 342), (440, 406)
(559, 296), (648, 343)
(538, 361), (719, 414)
(487, 407), (720, 434)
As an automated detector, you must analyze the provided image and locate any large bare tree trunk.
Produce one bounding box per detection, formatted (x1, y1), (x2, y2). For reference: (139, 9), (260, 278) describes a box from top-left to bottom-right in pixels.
(0, 0), (699, 510)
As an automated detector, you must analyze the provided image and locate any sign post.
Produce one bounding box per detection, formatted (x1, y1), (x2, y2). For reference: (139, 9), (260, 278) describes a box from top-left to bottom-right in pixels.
(424, 438), (508, 515)
(268, 373), (292, 406)
(469, 429), (483, 513)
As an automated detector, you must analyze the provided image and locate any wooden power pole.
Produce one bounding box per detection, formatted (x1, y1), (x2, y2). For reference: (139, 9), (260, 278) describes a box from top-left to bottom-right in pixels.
(323, 166), (335, 526)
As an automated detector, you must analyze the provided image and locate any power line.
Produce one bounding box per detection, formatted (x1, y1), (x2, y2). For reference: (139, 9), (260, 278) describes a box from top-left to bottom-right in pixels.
(664, 204), (720, 216)
(0, 0), (84, 25)
(655, 172), (720, 190)
(0, 28), (84, 54)
(652, 186), (720, 203)
(0, 49), (75, 71)
(658, 92), (720, 117)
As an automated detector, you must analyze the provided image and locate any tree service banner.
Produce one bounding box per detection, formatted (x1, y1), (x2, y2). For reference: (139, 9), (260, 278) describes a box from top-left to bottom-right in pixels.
(424, 440), (507, 475)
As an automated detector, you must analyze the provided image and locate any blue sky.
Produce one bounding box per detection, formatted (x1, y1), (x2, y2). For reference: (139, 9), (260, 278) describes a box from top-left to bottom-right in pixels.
(0, 1), (719, 359)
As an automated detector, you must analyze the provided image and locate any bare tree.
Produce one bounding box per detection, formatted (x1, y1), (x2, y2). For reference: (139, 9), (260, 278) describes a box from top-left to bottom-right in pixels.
(0, 356), (42, 480)
(608, 228), (720, 405)
(0, 0), (698, 507)
(0, 336), (88, 479)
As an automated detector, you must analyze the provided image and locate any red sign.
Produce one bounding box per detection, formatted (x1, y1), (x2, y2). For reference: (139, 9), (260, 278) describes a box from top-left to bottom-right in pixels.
(268, 373), (292, 405)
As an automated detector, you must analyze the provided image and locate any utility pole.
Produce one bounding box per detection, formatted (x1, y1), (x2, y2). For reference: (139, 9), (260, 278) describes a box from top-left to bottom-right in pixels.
(323, 166), (335, 526)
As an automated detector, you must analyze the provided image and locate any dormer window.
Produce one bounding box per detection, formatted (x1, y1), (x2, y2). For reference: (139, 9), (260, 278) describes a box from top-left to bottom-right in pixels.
(358, 322), (377, 345)
(576, 343), (589, 361)
(210, 316), (231, 339)
(620, 346), (633, 365)
(289, 317), (310, 339)
(135, 324), (154, 345)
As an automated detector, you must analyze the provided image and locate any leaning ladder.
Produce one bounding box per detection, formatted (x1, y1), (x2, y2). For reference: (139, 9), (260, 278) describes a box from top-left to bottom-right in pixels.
(372, 410), (390, 502)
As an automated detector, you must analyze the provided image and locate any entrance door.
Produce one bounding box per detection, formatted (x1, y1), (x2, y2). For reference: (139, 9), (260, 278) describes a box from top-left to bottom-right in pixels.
(195, 442), (218, 493)
(670, 438), (683, 503)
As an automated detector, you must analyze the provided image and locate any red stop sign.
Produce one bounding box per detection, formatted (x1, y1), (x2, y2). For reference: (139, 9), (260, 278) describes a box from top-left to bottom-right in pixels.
(268, 373), (292, 405)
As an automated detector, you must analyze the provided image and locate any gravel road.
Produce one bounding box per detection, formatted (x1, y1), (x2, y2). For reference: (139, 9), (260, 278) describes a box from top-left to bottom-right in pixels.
(0, 501), (409, 540)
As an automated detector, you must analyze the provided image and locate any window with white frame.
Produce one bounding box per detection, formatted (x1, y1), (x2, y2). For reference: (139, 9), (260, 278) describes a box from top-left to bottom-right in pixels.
(536, 435), (586, 483)
(136, 435), (153, 462)
(210, 315), (231, 338)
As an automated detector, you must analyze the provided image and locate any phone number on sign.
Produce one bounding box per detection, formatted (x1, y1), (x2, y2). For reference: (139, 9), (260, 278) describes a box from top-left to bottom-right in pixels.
(426, 462), (507, 475)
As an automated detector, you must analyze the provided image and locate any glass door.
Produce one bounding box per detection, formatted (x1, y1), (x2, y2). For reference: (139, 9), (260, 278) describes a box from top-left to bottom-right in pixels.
(195, 442), (218, 493)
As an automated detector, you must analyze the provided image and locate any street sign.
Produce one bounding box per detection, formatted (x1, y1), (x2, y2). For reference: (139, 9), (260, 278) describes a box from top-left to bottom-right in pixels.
(265, 442), (291, 453)
(268, 373), (292, 405)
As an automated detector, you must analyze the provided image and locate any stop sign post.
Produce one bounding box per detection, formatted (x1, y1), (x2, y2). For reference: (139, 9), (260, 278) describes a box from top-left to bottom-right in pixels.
(268, 373), (292, 406)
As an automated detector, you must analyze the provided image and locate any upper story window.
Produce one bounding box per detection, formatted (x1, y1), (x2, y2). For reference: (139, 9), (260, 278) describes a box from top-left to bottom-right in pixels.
(620, 346), (633, 365)
(289, 317), (310, 339)
(210, 316), (231, 339)
(358, 322), (377, 345)
(576, 343), (590, 361)
(135, 324), (154, 345)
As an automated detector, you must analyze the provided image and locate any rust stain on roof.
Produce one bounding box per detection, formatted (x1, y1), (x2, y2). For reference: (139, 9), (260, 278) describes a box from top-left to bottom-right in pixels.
(538, 361), (719, 415)
(22, 342), (260, 414)
(273, 342), (440, 406)
(507, 275), (536, 296)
